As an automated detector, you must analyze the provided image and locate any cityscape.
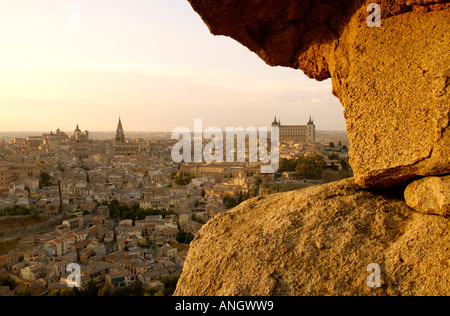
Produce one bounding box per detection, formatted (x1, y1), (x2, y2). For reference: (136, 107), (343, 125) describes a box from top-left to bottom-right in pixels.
(0, 117), (351, 296)
(2, 0), (443, 301)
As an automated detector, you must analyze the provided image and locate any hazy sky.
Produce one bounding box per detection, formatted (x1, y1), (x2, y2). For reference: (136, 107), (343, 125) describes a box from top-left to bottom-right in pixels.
(0, 0), (346, 132)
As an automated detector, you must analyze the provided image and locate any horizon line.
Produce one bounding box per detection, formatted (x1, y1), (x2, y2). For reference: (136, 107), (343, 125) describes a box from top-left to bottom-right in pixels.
(0, 129), (348, 134)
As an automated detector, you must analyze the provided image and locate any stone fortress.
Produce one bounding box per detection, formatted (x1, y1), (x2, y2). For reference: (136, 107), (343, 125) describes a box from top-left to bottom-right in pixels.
(272, 115), (316, 144)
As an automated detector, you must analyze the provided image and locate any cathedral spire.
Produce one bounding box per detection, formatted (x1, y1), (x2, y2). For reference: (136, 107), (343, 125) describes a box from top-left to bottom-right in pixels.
(115, 117), (125, 143)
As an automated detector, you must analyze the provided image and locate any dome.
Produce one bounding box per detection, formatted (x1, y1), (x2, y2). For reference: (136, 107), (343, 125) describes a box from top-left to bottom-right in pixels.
(271, 116), (280, 127)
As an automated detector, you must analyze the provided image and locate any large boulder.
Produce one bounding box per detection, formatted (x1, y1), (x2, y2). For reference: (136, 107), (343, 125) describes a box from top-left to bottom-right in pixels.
(404, 175), (450, 216)
(187, 0), (450, 188)
(175, 178), (450, 295)
(331, 5), (450, 188)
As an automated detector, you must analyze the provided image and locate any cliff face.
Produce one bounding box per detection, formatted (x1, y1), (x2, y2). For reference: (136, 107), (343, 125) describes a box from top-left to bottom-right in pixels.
(175, 0), (450, 296)
(332, 6), (449, 188)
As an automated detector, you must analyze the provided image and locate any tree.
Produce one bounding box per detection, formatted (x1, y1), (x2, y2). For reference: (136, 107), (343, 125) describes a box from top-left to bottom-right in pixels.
(98, 282), (112, 296)
(48, 290), (61, 296)
(340, 159), (349, 171)
(80, 164), (90, 171)
(3, 205), (33, 216)
(161, 275), (180, 296)
(15, 287), (33, 296)
(40, 172), (50, 182)
(237, 191), (243, 204)
(129, 280), (145, 296)
(279, 157), (297, 172)
(223, 196), (238, 209)
(191, 214), (206, 224)
(295, 155), (324, 179)
(184, 231), (195, 244)
(327, 152), (339, 160)
(59, 289), (77, 296)
(119, 204), (133, 220)
(109, 200), (120, 218)
(174, 173), (194, 186)
(131, 203), (140, 212)
(49, 289), (77, 296)
(122, 210), (135, 221)
(135, 209), (146, 221)
(111, 286), (131, 296)
(39, 172), (53, 188)
(249, 187), (259, 198)
(0, 275), (17, 289)
(329, 142), (336, 148)
(330, 163), (339, 171)
(145, 287), (158, 296)
(176, 231), (195, 244)
(82, 279), (99, 296)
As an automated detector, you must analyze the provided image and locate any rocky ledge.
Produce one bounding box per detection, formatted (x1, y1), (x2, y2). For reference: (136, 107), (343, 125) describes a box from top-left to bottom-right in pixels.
(175, 177), (450, 296)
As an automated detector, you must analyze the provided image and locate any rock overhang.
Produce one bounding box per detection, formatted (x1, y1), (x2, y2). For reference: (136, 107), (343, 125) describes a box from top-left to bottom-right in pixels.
(187, 0), (450, 188)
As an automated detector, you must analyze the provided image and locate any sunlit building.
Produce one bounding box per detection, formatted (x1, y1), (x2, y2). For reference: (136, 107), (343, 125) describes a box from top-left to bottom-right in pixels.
(272, 116), (316, 144)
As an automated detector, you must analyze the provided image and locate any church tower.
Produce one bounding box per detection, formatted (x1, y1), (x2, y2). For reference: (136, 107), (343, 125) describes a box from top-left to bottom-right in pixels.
(115, 118), (125, 143)
(74, 124), (82, 140)
(306, 115), (316, 143)
(271, 115), (280, 127)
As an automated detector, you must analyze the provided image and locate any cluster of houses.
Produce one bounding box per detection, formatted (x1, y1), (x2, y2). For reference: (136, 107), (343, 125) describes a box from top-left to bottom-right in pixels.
(0, 211), (189, 295)
(0, 130), (352, 295)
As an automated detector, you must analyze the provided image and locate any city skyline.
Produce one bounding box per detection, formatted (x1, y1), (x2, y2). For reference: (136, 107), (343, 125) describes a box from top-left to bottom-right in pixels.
(0, 0), (346, 132)
(0, 115), (344, 137)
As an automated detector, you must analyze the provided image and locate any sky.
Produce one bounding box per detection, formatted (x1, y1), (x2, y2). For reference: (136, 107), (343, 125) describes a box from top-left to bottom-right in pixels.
(0, 0), (346, 133)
